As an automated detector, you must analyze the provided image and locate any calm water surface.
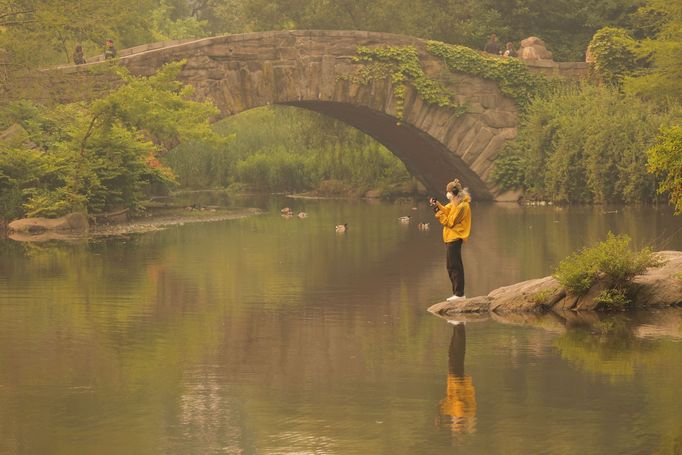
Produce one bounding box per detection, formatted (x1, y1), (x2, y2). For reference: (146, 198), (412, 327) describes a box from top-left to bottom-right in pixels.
(0, 198), (681, 454)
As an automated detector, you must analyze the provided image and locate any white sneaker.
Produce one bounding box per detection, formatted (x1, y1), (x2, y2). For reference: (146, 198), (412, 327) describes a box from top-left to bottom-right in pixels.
(446, 295), (466, 301)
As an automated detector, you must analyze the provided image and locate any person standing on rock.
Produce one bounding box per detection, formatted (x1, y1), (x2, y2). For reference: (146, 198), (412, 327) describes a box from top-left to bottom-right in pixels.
(430, 179), (471, 301)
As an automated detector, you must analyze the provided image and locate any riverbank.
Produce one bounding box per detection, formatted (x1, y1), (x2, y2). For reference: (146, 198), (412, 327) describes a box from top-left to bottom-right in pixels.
(429, 250), (682, 318)
(5, 207), (263, 242)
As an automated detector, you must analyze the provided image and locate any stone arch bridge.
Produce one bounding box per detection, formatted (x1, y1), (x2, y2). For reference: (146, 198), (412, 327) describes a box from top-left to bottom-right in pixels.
(49, 31), (588, 200)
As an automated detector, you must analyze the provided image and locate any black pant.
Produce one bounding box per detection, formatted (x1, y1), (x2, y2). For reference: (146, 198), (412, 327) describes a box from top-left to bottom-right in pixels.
(446, 239), (465, 296)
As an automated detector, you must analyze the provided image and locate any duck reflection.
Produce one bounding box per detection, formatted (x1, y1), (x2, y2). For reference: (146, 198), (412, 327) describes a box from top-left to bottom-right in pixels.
(437, 322), (477, 435)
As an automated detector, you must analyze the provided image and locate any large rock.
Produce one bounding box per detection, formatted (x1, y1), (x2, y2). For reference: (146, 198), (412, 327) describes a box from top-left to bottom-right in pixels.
(631, 251), (682, 307)
(518, 37), (553, 61)
(428, 296), (492, 316)
(429, 251), (682, 315)
(488, 276), (565, 313)
(8, 212), (88, 234)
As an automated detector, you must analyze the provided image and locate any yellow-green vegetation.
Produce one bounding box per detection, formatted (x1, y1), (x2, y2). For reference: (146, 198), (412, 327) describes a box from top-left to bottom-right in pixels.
(163, 106), (411, 193)
(343, 41), (543, 122)
(593, 288), (631, 311)
(493, 1), (682, 206)
(0, 61), (222, 219)
(624, 0), (682, 103)
(555, 317), (639, 379)
(646, 125), (682, 214)
(588, 27), (638, 88)
(492, 83), (679, 203)
(342, 45), (464, 120)
(554, 233), (662, 308)
(426, 40), (542, 109)
(530, 289), (552, 305)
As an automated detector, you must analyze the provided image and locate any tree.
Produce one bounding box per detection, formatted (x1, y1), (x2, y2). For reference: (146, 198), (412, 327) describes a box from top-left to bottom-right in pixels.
(588, 27), (638, 88)
(647, 126), (682, 214)
(624, 0), (682, 102)
(0, 61), (223, 218)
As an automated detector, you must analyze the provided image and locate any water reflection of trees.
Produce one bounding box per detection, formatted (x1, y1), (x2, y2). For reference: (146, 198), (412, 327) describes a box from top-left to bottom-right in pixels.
(491, 309), (682, 455)
(0, 203), (681, 452)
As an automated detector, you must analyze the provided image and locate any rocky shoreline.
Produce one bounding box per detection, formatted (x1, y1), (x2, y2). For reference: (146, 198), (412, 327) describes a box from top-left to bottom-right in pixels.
(4, 208), (263, 242)
(429, 251), (682, 318)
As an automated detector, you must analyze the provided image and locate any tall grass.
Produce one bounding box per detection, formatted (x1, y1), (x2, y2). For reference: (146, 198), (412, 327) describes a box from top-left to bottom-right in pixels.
(163, 106), (411, 193)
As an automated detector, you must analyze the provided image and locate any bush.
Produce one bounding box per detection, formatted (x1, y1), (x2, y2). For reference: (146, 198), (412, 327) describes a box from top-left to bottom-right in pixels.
(647, 125), (682, 214)
(594, 288), (631, 311)
(588, 27), (637, 88)
(493, 83), (676, 204)
(554, 232), (661, 296)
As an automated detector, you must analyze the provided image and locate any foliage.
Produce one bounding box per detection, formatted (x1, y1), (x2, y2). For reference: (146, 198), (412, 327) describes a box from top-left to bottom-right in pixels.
(492, 83), (677, 203)
(593, 288), (631, 311)
(0, 62), (220, 219)
(234, 148), (309, 192)
(0, 146), (65, 219)
(342, 46), (463, 121)
(0, 0), (155, 66)
(426, 41), (542, 109)
(96, 61), (222, 153)
(588, 27), (638, 88)
(235, 0), (639, 61)
(530, 289), (552, 305)
(554, 232), (661, 300)
(342, 41), (542, 123)
(490, 143), (526, 190)
(624, 0), (682, 102)
(150, 1), (208, 41)
(163, 105), (411, 193)
(628, 5), (669, 40)
(646, 125), (682, 214)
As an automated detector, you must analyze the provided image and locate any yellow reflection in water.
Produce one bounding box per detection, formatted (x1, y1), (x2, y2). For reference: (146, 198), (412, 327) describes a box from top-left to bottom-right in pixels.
(437, 323), (477, 436)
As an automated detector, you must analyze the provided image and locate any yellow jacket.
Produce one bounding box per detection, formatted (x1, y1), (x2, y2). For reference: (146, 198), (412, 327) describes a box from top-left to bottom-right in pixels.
(435, 195), (471, 243)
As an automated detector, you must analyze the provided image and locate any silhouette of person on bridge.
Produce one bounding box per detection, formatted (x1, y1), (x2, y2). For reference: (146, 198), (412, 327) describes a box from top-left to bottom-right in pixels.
(104, 39), (117, 60)
(437, 322), (477, 435)
(503, 42), (518, 58)
(73, 44), (86, 65)
(484, 33), (501, 55)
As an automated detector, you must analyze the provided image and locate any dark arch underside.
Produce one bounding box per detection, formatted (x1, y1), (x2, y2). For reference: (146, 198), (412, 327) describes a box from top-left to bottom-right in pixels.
(281, 101), (493, 200)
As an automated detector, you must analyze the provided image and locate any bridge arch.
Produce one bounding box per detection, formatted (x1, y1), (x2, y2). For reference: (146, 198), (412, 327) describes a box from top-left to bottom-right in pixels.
(61, 31), (533, 200)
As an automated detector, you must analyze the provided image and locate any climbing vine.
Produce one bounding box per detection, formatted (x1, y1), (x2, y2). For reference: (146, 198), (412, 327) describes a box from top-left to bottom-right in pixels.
(426, 40), (542, 109)
(341, 45), (464, 121)
(342, 41), (545, 123)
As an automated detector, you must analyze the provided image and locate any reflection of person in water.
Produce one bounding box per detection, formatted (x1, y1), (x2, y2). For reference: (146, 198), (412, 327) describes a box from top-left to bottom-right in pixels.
(437, 323), (477, 435)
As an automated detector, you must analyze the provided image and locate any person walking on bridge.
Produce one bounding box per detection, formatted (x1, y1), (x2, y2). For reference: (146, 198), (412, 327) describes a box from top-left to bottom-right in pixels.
(73, 44), (85, 65)
(104, 39), (117, 59)
(430, 179), (471, 301)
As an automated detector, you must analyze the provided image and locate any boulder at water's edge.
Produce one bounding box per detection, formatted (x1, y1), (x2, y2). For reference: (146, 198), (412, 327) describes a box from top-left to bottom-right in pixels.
(8, 212), (88, 234)
(429, 251), (682, 316)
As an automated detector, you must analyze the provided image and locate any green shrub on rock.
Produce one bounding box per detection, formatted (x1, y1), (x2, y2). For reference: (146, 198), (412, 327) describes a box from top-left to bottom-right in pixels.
(554, 233), (662, 305)
(594, 288), (630, 311)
